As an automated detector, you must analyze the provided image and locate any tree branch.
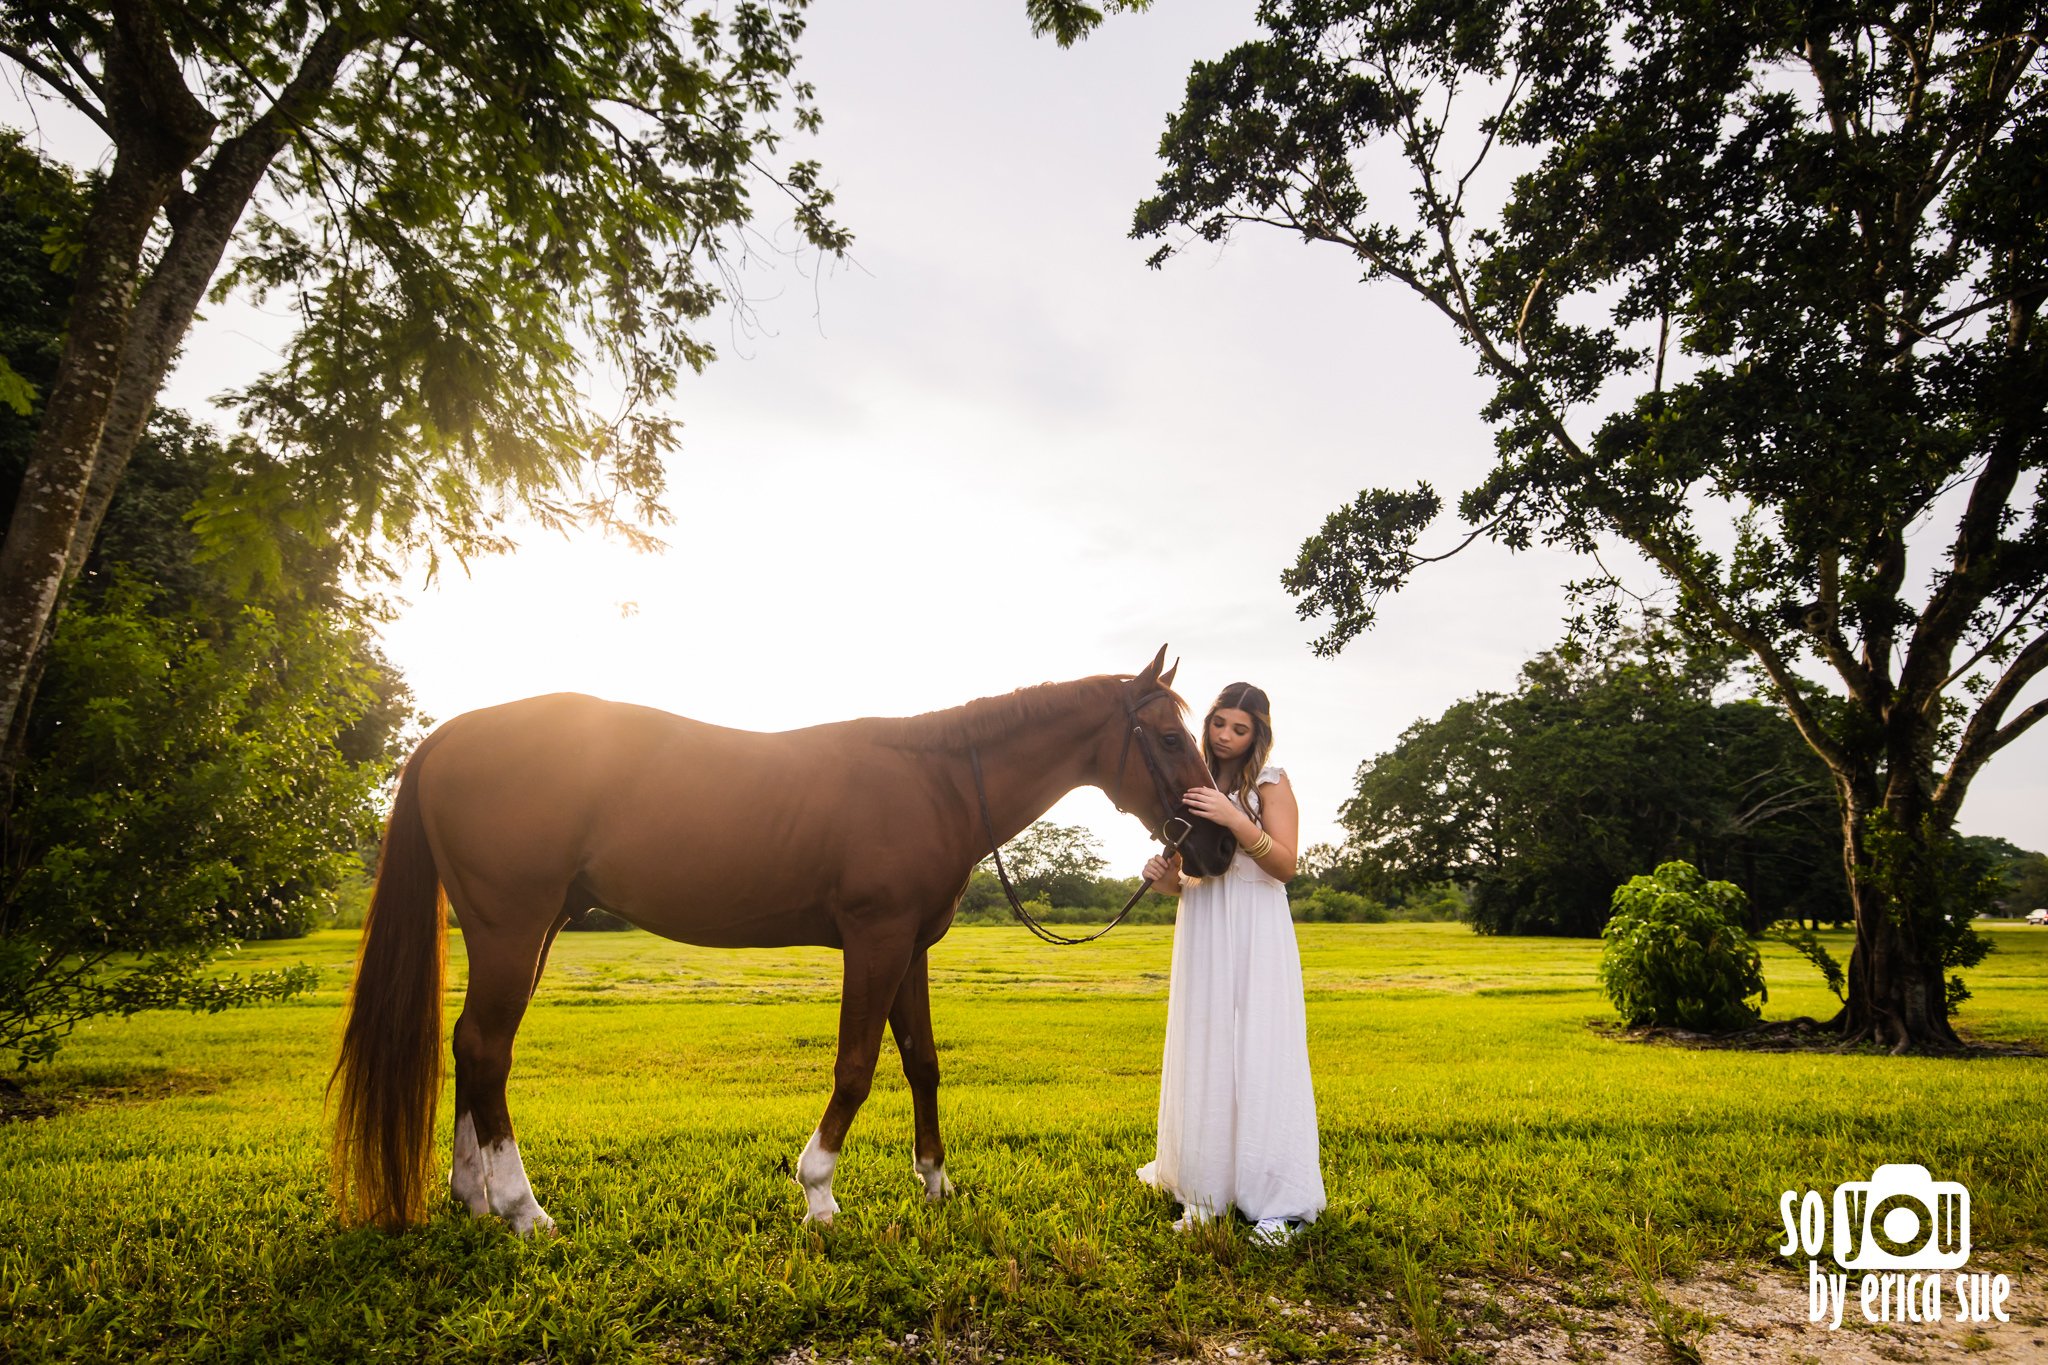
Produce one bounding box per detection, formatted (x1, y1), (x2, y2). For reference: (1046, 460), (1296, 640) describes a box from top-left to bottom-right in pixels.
(0, 39), (113, 139)
(1900, 373), (2044, 712)
(1636, 527), (1857, 778)
(62, 18), (371, 588)
(1815, 544), (1880, 706)
(1451, 67), (1526, 218)
(1939, 585), (2048, 692)
(1935, 630), (2048, 815)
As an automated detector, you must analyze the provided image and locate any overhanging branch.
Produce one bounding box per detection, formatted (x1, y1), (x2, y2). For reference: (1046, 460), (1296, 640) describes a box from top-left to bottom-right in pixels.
(1935, 629), (2048, 815)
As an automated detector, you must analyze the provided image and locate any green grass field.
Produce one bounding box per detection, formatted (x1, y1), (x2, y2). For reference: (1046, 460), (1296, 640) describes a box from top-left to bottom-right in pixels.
(2, 922), (2043, 1363)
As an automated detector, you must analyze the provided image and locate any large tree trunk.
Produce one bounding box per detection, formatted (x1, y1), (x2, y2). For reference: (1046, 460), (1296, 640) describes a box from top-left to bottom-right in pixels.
(0, 16), (362, 788)
(1829, 791), (1964, 1053)
(0, 152), (188, 774)
(0, 2), (217, 783)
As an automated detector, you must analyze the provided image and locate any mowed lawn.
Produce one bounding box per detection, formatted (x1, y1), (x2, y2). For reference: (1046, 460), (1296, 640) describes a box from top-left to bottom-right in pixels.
(1, 921), (2042, 1363)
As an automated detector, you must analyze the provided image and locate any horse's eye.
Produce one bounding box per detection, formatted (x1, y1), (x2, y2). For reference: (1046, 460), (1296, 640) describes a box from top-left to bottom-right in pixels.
(1162, 733), (1182, 749)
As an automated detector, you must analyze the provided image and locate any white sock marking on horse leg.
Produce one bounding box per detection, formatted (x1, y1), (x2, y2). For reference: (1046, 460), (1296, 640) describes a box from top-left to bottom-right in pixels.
(914, 1155), (954, 1200)
(450, 1112), (490, 1216)
(798, 1127), (840, 1224)
(479, 1133), (553, 1236)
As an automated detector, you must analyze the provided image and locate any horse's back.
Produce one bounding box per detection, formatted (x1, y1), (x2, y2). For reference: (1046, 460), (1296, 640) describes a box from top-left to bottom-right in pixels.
(410, 694), (954, 947)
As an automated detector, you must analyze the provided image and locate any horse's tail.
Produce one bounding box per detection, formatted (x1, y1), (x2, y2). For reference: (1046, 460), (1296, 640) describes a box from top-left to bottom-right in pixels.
(330, 742), (447, 1232)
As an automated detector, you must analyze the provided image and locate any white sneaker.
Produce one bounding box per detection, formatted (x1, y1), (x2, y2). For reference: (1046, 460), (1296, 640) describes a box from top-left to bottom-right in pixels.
(1249, 1217), (1299, 1246)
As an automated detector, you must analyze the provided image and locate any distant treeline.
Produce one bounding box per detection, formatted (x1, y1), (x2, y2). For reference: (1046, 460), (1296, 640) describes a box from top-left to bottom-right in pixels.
(949, 866), (1466, 927)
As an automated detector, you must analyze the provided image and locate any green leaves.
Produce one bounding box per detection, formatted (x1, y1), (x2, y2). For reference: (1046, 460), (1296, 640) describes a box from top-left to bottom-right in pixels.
(1597, 860), (1765, 1032)
(1025, 0), (1156, 48)
(1280, 484), (1442, 656)
(157, 0), (852, 581)
(1340, 622), (1846, 936)
(1138, 0), (2046, 765)
(0, 355), (32, 416)
(985, 821), (1111, 907)
(0, 571), (392, 1067)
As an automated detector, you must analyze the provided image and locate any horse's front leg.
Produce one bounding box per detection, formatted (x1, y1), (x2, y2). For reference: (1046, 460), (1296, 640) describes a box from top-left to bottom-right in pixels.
(799, 934), (915, 1224)
(889, 948), (953, 1200)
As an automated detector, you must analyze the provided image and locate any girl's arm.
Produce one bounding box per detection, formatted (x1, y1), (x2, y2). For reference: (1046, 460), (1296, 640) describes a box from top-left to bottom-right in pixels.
(1180, 776), (1301, 881)
(1248, 774), (1299, 881)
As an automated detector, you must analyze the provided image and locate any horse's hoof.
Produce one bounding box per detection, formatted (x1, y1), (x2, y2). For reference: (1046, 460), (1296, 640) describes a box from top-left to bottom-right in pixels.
(508, 1209), (555, 1238)
(915, 1160), (954, 1200)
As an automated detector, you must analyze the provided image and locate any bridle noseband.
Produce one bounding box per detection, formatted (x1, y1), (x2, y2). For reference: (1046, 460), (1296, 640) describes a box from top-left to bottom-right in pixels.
(969, 686), (1200, 947)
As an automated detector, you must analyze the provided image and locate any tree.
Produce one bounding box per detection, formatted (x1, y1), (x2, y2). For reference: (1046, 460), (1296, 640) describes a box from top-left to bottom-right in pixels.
(1135, 0), (2042, 1049)
(1, 575), (389, 1066)
(986, 820), (1111, 908)
(1963, 835), (2048, 913)
(0, 0), (853, 776)
(1342, 626), (1849, 935)
(1, 142), (413, 1065)
(2014, 855), (2048, 913)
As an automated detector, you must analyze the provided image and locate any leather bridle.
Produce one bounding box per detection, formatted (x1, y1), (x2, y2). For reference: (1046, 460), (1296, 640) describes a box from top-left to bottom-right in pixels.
(969, 686), (1203, 946)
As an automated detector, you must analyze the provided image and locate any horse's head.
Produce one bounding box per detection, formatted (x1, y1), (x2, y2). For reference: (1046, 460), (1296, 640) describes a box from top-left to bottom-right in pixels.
(1103, 645), (1239, 879)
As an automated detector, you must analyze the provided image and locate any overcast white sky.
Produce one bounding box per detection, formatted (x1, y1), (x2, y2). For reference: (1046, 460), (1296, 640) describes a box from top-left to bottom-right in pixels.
(7, 0), (2042, 877)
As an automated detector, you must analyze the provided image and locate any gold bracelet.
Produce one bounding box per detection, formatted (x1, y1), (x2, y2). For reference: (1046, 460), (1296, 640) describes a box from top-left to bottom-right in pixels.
(1246, 831), (1274, 860)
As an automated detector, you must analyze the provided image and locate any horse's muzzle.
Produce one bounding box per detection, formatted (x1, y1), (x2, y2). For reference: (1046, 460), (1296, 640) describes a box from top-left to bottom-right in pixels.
(1174, 811), (1238, 878)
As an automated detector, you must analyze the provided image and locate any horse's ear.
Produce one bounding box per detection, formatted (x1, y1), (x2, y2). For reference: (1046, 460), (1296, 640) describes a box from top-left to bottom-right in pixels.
(1159, 657), (1179, 688)
(1135, 643), (1168, 686)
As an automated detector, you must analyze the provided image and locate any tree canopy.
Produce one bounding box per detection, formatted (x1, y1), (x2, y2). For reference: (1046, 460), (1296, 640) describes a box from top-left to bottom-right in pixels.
(984, 821), (1111, 909)
(1342, 625), (1849, 936)
(0, 0), (850, 763)
(1134, 0), (2042, 1048)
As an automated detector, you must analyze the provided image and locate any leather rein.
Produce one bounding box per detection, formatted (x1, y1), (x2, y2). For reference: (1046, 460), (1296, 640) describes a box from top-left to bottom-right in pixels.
(968, 688), (1197, 947)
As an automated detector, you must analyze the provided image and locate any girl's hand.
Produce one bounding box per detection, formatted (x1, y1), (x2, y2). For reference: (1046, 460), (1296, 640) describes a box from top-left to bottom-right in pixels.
(1182, 786), (1252, 838)
(1142, 852), (1181, 885)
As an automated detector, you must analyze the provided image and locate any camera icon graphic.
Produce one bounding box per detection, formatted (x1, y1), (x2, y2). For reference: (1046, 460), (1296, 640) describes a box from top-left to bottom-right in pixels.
(1834, 1164), (1969, 1271)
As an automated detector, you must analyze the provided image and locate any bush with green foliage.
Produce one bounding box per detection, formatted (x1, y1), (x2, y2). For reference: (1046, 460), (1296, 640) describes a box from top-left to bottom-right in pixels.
(1288, 885), (1388, 923)
(0, 578), (390, 1065)
(1597, 862), (1766, 1032)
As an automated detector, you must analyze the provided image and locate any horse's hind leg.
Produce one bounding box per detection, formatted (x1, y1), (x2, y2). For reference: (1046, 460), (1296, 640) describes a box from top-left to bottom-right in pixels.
(448, 893), (558, 1235)
(799, 934), (916, 1224)
(888, 949), (953, 1200)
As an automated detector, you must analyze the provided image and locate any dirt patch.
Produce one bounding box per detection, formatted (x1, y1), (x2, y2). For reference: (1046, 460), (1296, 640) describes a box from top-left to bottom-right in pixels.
(1590, 1018), (2046, 1059)
(1261, 1254), (2048, 1364)
(640, 1254), (2048, 1363)
(0, 1070), (219, 1124)
(1652, 1255), (2048, 1364)
(0, 1076), (55, 1123)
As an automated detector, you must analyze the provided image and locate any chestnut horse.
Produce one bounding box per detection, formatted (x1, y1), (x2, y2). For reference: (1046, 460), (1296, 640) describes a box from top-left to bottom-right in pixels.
(330, 646), (1228, 1233)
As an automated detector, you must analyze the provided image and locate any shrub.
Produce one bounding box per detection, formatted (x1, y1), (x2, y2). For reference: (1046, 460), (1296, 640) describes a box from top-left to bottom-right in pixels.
(1, 579), (384, 1065)
(1288, 885), (1389, 923)
(1597, 861), (1765, 1032)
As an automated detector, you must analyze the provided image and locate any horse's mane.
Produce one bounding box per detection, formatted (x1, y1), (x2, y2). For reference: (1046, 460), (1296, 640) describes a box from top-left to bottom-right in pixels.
(856, 675), (1186, 752)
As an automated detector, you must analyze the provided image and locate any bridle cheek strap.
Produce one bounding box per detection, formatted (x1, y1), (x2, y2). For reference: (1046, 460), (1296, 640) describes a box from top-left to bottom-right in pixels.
(1110, 689), (1195, 846)
(969, 687), (1199, 947)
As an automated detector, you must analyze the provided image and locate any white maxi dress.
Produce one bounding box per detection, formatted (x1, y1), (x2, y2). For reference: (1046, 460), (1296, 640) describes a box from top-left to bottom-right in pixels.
(1137, 764), (1326, 1224)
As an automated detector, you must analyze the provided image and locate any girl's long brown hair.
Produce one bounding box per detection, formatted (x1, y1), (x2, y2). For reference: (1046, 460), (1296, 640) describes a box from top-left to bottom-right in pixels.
(1202, 682), (1274, 820)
